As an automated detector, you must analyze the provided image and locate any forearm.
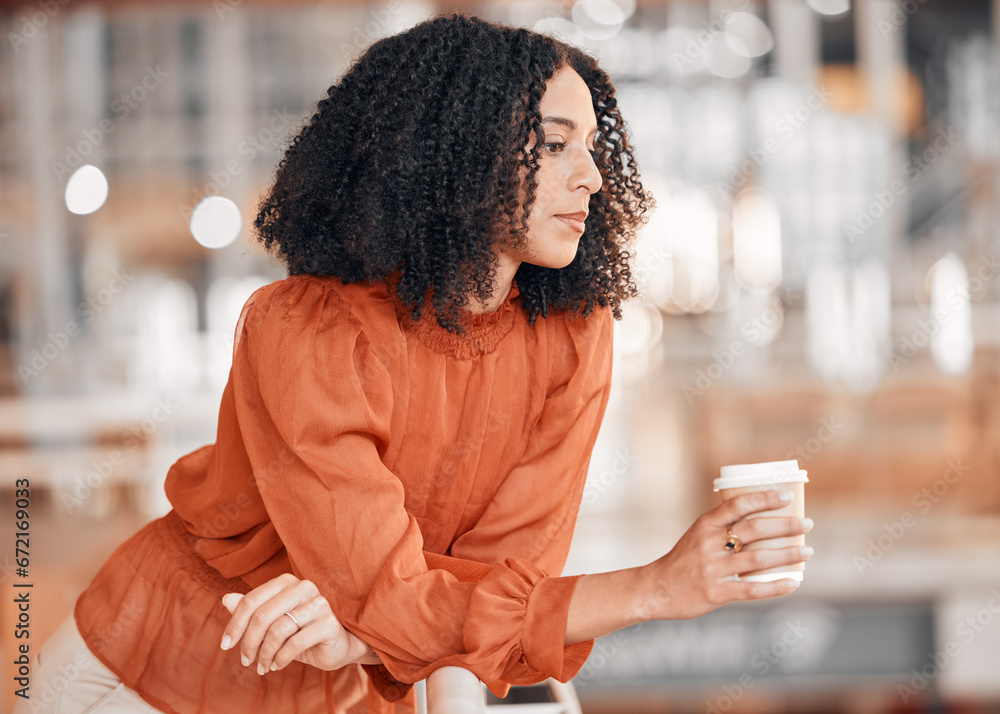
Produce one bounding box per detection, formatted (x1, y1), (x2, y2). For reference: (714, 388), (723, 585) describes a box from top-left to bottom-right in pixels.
(347, 566), (652, 668)
(349, 566), (652, 655)
(564, 565), (651, 646)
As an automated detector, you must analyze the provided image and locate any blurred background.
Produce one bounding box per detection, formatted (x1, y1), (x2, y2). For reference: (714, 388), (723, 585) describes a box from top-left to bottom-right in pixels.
(1, 0), (999, 712)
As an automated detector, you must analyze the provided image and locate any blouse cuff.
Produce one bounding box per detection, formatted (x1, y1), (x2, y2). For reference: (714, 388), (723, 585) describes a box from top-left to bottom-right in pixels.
(465, 560), (595, 696)
(521, 573), (595, 681)
(361, 663), (413, 703)
(361, 561), (594, 704)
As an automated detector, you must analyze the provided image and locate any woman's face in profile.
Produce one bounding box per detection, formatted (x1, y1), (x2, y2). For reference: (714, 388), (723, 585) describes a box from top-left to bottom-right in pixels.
(514, 65), (604, 270)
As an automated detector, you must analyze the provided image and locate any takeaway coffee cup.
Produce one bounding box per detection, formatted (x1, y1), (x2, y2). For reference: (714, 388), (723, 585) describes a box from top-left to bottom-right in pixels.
(713, 460), (809, 583)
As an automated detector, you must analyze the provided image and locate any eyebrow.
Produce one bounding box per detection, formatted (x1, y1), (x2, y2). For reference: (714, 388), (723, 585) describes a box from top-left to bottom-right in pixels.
(541, 116), (598, 137)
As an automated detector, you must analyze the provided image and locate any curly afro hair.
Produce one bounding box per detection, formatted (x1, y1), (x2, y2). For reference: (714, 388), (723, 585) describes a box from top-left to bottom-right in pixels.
(253, 13), (650, 335)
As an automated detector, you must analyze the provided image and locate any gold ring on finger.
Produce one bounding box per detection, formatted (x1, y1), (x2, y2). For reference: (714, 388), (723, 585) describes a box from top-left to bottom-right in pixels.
(725, 531), (743, 554)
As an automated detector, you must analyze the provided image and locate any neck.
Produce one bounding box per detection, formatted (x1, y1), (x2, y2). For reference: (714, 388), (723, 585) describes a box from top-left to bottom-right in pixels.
(466, 253), (520, 315)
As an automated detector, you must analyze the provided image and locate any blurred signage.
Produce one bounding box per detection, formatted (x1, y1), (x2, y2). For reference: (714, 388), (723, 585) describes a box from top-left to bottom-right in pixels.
(574, 599), (933, 691)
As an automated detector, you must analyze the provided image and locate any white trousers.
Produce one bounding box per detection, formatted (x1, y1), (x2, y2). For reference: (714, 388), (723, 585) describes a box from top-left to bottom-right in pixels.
(12, 614), (165, 714)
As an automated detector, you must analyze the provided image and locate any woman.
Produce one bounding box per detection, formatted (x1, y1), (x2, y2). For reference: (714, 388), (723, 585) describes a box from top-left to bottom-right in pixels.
(22, 14), (811, 714)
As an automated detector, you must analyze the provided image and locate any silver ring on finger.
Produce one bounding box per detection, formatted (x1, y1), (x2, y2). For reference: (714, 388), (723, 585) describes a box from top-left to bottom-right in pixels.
(283, 611), (302, 630)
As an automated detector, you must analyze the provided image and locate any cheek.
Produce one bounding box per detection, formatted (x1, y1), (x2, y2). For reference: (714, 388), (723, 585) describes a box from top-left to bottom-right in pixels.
(530, 163), (563, 212)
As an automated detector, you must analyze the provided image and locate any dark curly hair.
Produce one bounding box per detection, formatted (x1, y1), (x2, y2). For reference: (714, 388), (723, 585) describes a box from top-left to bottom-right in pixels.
(253, 13), (650, 335)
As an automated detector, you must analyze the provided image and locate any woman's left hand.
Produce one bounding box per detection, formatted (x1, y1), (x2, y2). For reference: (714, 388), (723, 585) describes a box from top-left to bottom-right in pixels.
(219, 573), (381, 674)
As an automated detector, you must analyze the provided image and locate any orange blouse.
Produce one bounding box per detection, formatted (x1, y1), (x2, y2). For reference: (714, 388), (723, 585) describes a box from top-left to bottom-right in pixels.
(73, 272), (614, 713)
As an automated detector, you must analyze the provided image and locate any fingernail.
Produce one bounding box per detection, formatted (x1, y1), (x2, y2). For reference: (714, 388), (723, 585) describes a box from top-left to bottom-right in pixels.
(220, 635), (232, 651)
(779, 491), (793, 502)
(800, 518), (814, 531)
(241, 655), (249, 667)
(257, 663), (266, 676)
(801, 546), (814, 558)
(786, 579), (801, 590)
(270, 662), (277, 672)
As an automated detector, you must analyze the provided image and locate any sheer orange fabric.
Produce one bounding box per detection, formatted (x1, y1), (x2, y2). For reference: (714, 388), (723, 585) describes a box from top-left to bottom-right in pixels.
(73, 273), (613, 713)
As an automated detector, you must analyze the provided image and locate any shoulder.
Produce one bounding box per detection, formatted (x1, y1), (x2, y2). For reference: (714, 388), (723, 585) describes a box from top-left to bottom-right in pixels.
(237, 274), (404, 366)
(540, 303), (614, 392)
(232, 275), (397, 418)
(543, 302), (614, 355)
(242, 274), (397, 333)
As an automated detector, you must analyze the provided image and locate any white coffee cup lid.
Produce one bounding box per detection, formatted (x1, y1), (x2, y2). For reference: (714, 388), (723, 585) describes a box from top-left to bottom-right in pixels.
(713, 460), (809, 491)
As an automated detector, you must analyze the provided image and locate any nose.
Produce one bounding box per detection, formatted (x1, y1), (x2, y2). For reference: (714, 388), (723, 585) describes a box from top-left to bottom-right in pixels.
(572, 145), (603, 195)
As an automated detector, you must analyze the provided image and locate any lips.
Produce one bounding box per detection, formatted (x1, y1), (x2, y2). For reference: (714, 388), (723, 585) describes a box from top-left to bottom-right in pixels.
(555, 211), (588, 232)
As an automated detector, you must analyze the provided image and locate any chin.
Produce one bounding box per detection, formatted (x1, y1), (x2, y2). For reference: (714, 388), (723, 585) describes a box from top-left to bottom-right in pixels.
(528, 248), (580, 270)
(553, 252), (579, 269)
(521, 227), (583, 269)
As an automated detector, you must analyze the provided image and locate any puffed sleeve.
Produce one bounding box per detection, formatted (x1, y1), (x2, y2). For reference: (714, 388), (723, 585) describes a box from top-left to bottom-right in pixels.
(230, 277), (606, 703)
(448, 306), (614, 679)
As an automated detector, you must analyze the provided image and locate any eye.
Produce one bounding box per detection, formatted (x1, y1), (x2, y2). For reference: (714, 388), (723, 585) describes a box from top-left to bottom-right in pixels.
(542, 141), (565, 154)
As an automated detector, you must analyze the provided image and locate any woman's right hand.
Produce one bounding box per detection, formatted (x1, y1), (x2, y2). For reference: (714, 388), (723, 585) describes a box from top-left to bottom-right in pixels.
(637, 489), (813, 621)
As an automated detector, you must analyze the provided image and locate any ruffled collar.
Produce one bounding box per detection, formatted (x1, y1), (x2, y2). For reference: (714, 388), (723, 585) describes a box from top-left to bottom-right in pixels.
(395, 278), (521, 359)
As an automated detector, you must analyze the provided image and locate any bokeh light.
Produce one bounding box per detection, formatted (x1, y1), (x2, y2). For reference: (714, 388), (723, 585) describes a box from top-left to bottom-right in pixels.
(189, 196), (242, 250)
(65, 164), (109, 215)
